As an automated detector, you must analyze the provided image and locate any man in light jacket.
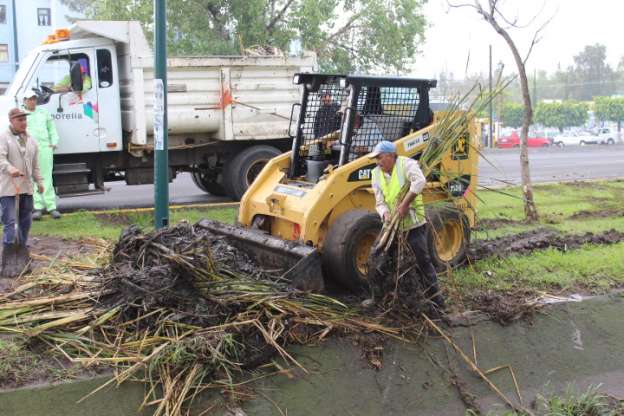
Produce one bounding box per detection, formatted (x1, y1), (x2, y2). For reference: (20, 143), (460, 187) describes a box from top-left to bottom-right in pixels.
(23, 91), (61, 219)
(0, 108), (45, 248)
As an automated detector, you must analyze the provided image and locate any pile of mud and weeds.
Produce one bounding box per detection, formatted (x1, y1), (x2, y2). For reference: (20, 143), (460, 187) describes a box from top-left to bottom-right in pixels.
(0, 221), (402, 415)
(470, 228), (624, 261)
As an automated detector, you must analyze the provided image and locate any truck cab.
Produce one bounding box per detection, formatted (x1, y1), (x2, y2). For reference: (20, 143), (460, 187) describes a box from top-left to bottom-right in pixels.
(1, 21), (316, 200)
(4, 30), (122, 158)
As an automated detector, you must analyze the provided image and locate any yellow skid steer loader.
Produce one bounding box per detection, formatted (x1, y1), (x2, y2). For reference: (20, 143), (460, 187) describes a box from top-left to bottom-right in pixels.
(199, 74), (478, 291)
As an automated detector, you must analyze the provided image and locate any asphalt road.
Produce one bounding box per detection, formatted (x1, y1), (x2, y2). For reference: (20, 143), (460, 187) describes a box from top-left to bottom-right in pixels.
(57, 144), (624, 211)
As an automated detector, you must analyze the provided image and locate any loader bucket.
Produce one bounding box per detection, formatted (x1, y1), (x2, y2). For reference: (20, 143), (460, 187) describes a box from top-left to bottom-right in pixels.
(197, 219), (324, 292)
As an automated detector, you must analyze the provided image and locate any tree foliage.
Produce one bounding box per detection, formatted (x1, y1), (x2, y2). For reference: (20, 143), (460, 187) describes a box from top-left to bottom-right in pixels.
(61, 0), (427, 73)
(531, 44), (620, 101)
(594, 96), (624, 131)
(500, 102), (524, 128)
(534, 101), (588, 132)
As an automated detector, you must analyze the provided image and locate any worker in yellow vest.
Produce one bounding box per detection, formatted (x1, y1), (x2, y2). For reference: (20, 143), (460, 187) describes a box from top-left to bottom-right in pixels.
(370, 140), (444, 310)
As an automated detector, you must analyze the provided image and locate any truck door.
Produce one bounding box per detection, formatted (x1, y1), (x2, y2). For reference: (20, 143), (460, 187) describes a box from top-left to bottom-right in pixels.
(94, 48), (122, 152)
(27, 49), (100, 155)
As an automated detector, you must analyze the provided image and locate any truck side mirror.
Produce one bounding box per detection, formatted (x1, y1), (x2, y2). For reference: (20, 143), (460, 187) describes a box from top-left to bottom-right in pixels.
(70, 62), (83, 92)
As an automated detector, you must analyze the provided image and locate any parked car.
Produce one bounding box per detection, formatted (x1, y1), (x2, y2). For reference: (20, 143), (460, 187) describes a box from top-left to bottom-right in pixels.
(595, 127), (617, 145)
(496, 131), (550, 148)
(552, 131), (592, 147)
(576, 131), (600, 145)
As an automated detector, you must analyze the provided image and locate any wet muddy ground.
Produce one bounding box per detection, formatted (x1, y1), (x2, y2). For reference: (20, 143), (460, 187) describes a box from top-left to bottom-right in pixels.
(0, 236), (98, 293)
(470, 228), (624, 261)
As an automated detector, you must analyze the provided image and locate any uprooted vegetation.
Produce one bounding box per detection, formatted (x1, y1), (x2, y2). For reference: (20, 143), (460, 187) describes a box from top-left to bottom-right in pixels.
(1, 180), (623, 414)
(0, 223), (409, 414)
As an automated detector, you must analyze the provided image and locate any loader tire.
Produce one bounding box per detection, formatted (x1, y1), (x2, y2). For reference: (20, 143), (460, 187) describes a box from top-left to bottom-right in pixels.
(322, 210), (382, 292)
(224, 145), (281, 200)
(426, 206), (470, 271)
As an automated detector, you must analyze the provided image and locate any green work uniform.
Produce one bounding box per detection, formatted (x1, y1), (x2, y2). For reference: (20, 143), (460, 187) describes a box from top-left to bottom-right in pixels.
(53, 74), (92, 92)
(371, 155), (425, 231)
(25, 107), (59, 211)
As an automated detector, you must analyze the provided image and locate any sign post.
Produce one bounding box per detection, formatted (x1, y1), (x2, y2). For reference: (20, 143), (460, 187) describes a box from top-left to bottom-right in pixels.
(153, 0), (169, 228)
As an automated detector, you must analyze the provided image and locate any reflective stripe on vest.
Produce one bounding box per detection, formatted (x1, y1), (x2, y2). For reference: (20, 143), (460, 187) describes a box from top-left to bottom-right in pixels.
(372, 156), (425, 229)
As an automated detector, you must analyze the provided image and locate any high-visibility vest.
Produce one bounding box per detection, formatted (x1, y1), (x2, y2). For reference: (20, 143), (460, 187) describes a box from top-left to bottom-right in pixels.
(372, 156), (426, 230)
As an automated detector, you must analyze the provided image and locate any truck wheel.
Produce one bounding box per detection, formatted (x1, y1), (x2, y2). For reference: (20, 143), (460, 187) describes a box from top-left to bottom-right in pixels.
(426, 207), (470, 271)
(191, 166), (226, 196)
(224, 145), (281, 200)
(322, 210), (381, 292)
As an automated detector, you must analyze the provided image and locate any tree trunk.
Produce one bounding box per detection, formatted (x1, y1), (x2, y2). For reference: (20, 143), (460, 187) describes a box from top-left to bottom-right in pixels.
(482, 8), (539, 222)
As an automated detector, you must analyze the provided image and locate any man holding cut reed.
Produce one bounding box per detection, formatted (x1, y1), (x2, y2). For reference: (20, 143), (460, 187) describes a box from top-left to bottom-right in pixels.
(369, 140), (444, 310)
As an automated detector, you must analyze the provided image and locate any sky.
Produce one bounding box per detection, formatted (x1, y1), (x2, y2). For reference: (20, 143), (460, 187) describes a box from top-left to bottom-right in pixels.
(411, 0), (624, 79)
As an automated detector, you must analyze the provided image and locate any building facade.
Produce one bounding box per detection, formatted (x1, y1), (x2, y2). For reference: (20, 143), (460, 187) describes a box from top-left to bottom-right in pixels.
(0, 0), (76, 91)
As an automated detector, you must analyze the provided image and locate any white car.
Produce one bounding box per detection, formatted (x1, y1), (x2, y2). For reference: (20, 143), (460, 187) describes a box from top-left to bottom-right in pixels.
(553, 132), (594, 147)
(595, 127), (617, 145)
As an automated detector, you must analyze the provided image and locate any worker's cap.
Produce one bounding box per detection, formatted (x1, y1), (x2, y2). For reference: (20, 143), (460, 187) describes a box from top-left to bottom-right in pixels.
(370, 140), (396, 158)
(22, 90), (37, 100)
(8, 108), (29, 120)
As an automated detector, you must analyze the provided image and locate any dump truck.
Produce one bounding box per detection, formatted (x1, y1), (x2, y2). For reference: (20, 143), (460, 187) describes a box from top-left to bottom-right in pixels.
(0, 21), (316, 200)
(200, 74), (479, 291)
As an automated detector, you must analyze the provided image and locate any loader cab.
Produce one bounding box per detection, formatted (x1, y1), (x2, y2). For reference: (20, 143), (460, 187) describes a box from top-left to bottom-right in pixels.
(289, 74), (436, 181)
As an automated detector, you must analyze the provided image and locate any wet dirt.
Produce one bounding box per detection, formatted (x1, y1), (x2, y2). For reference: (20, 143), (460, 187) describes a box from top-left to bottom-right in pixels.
(94, 213), (133, 227)
(569, 208), (624, 220)
(470, 228), (624, 261)
(0, 236), (97, 293)
(475, 217), (525, 230)
(467, 290), (541, 326)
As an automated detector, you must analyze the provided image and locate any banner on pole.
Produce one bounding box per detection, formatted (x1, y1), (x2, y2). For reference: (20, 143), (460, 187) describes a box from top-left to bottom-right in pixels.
(153, 78), (165, 151)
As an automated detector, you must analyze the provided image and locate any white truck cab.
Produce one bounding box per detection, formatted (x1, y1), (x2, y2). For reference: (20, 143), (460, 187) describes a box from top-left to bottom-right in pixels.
(2, 21), (316, 199)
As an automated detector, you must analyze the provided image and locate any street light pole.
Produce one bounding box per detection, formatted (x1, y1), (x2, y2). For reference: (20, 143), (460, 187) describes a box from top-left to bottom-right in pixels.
(153, 0), (169, 228)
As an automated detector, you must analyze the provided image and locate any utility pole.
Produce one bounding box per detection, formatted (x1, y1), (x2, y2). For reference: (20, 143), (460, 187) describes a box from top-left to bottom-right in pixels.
(11, 0), (18, 72)
(153, 0), (169, 228)
(488, 45), (493, 148)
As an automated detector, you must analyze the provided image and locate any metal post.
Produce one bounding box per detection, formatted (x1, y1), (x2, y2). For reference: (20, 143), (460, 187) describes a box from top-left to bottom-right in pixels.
(488, 45), (493, 148)
(11, 0), (18, 72)
(153, 0), (169, 228)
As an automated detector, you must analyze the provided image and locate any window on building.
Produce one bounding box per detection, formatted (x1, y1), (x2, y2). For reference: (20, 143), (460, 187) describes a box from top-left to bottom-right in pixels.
(37, 8), (51, 26)
(96, 49), (113, 88)
(0, 45), (8, 63)
(0, 5), (6, 24)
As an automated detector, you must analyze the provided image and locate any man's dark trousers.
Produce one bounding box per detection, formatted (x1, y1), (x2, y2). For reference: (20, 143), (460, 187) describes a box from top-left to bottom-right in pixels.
(0, 194), (33, 246)
(407, 224), (445, 308)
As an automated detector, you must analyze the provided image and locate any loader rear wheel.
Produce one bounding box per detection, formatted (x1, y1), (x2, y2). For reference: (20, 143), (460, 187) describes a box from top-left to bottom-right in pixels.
(426, 207), (470, 271)
(322, 210), (381, 292)
(224, 145), (281, 200)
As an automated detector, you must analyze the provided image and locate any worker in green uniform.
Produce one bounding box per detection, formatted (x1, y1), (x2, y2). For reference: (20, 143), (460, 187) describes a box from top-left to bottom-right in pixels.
(53, 58), (92, 93)
(22, 91), (61, 220)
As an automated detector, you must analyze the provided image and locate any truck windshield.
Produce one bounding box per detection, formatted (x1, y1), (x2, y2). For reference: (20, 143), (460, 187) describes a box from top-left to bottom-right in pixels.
(5, 50), (39, 96)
